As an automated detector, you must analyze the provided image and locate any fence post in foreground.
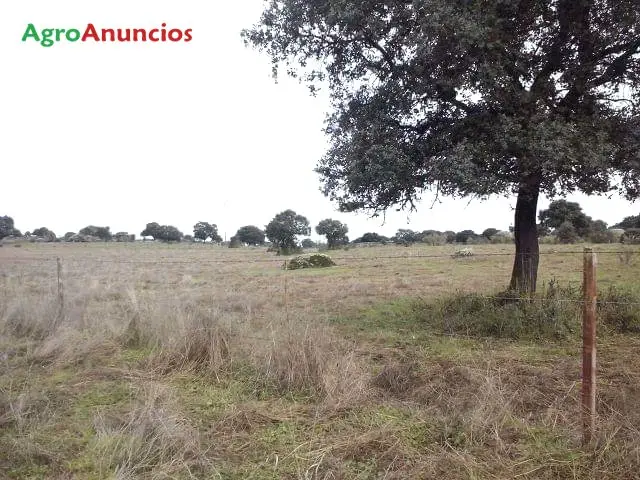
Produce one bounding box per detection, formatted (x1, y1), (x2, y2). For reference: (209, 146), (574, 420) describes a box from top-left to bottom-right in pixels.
(582, 247), (597, 445)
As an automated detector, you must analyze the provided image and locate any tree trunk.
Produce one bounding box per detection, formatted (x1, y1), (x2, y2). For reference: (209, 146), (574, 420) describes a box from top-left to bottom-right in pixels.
(509, 177), (541, 293)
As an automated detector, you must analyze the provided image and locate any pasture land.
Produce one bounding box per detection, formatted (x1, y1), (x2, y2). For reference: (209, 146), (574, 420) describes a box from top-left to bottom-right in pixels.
(1, 242), (639, 479)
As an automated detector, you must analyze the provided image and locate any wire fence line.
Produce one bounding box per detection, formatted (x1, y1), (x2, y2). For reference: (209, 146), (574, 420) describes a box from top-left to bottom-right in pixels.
(1, 250), (640, 265)
(1, 249), (639, 308)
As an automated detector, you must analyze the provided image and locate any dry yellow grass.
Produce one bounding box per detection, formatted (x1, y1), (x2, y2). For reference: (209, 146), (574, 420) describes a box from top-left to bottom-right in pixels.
(0, 241), (639, 478)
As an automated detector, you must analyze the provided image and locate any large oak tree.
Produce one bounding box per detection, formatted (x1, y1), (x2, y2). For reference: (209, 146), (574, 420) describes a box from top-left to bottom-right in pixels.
(244, 0), (640, 292)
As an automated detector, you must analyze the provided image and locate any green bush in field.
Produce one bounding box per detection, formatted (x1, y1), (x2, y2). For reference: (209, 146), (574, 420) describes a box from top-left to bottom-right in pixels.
(598, 286), (640, 333)
(409, 281), (640, 340)
(285, 254), (336, 270)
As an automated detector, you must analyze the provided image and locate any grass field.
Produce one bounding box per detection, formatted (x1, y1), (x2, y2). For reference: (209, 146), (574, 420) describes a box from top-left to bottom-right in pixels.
(1, 242), (639, 479)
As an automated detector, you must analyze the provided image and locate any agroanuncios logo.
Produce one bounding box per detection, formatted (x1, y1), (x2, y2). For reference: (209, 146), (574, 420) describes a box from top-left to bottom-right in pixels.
(22, 23), (193, 47)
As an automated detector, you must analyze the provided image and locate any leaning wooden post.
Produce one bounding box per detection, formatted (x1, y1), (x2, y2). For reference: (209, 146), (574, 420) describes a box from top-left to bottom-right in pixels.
(582, 247), (597, 445)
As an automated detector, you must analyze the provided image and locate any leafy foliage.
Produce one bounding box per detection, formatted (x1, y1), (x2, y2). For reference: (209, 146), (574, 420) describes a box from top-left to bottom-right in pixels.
(285, 253), (336, 270)
(352, 232), (389, 244)
(614, 214), (640, 230)
(555, 221), (579, 244)
(265, 209), (311, 252)
(0, 216), (20, 240)
(244, 0), (640, 291)
(455, 230), (477, 244)
(482, 228), (499, 239)
(539, 200), (593, 237)
(315, 219), (349, 249)
(79, 225), (112, 241)
(141, 223), (182, 242)
(193, 222), (222, 243)
(301, 238), (316, 248)
(141, 222), (162, 240)
(392, 229), (422, 246)
(32, 227), (56, 242)
(234, 225), (266, 246)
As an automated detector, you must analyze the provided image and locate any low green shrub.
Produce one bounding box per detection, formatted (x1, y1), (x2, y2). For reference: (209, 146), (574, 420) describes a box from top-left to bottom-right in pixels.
(285, 254), (336, 270)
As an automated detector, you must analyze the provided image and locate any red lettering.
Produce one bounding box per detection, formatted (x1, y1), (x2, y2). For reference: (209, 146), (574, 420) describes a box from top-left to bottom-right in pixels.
(133, 28), (146, 41)
(184, 29), (193, 42)
(81, 23), (100, 42)
(102, 29), (115, 41)
(148, 29), (160, 41)
(168, 29), (182, 41)
(161, 23), (167, 41)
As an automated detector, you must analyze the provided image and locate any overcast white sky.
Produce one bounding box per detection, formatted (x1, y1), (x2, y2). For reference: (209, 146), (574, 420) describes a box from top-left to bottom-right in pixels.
(1, 1), (637, 241)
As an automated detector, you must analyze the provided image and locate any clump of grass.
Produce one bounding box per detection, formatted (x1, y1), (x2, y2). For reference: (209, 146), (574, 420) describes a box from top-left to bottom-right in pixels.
(121, 290), (232, 376)
(0, 291), (60, 340)
(259, 322), (367, 404)
(598, 286), (640, 333)
(416, 281), (581, 340)
(90, 381), (213, 478)
(371, 362), (417, 395)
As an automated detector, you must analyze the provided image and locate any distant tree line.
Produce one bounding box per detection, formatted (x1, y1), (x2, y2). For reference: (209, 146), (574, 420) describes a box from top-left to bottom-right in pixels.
(2, 200), (639, 248)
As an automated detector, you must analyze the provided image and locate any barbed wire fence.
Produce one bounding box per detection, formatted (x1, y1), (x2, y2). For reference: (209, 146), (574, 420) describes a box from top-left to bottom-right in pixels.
(2, 245), (640, 443)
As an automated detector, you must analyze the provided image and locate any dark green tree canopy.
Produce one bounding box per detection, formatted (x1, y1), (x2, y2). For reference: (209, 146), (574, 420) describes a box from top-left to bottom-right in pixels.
(614, 214), (640, 229)
(141, 222), (161, 239)
(32, 227), (56, 242)
(353, 232), (389, 243)
(235, 225), (266, 245)
(555, 221), (579, 244)
(539, 200), (592, 237)
(455, 230), (478, 244)
(482, 228), (500, 239)
(245, 0), (640, 291)
(393, 228), (421, 245)
(315, 218), (349, 248)
(265, 209), (311, 251)
(141, 222), (183, 242)
(0, 216), (20, 239)
(158, 225), (183, 242)
(79, 225), (112, 241)
(193, 222), (222, 243)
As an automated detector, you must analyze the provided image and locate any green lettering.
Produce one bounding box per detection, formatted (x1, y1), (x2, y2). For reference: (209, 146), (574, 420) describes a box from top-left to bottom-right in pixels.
(66, 29), (80, 42)
(41, 28), (54, 47)
(21, 24), (40, 42)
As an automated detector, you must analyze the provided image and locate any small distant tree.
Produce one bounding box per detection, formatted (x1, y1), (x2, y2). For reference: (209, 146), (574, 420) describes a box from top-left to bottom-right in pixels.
(589, 220), (616, 243)
(32, 227), (56, 242)
(421, 232), (447, 246)
(158, 225), (183, 242)
(228, 236), (242, 248)
(79, 225), (112, 241)
(265, 209), (311, 253)
(455, 230), (477, 244)
(482, 228), (499, 239)
(235, 225), (266, 246)
(193, 222), (222, 243)
(539, 200), (592, 238)
(614, 215), (640, 230)
(556, 221), (579, 244)
(183, 234), (194, 242)
(444, 231), (456, 244)
(315, 219), (349, 249)
(393, 229), (421, 245)
(141, 222), (162, 240)
(301, 238), (316, 248)
(353, 232), (389, 244)
(0, 216), (20, 239)
(63, 232), (75, 242)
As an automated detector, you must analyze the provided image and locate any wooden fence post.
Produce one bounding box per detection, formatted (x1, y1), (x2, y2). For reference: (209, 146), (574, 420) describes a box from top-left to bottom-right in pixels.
(55, 257), (65, 328)
(582, 247), (597, 445)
